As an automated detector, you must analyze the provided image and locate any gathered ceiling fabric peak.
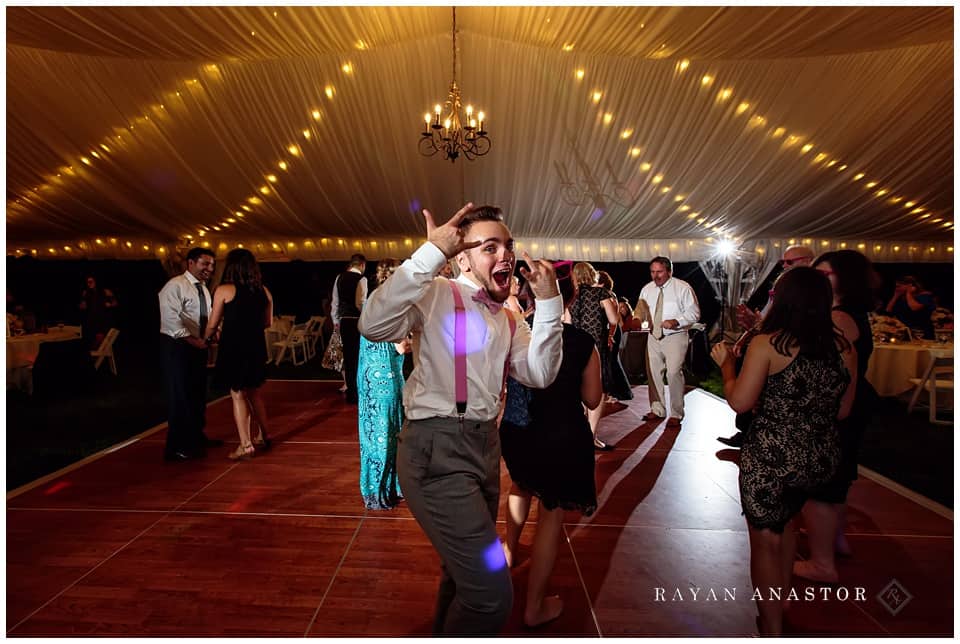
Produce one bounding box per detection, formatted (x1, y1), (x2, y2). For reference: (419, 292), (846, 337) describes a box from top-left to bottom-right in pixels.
(5, 6), (954, 262)
(6, 6), (953, 62)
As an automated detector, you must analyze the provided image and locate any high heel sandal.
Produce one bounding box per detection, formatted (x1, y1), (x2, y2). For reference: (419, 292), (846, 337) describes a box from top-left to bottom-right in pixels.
(228, 445), (255, 461)
(253, 432), (272, 452)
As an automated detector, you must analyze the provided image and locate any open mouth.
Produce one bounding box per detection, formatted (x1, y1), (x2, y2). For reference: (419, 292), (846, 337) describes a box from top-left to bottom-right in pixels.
(492, 268), (512, 289)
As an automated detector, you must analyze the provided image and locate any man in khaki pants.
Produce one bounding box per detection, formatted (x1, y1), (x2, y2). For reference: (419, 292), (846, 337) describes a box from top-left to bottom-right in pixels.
(637, 256), (700, 428)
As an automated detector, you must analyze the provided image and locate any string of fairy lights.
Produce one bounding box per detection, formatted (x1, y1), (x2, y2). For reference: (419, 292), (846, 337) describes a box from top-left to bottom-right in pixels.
(6, 12), (954, 260)
(563, 45), (953, 254)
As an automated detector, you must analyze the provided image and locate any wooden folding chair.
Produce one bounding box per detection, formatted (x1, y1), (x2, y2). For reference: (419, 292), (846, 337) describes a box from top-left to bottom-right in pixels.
(90, 328), (120, 375)
(907, 355), (954, 425)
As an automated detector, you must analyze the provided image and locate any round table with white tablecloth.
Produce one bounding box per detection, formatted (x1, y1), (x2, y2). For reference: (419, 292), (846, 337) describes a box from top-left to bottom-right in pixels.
(6, 326), (83, 393)
(864, 340), (953, 397)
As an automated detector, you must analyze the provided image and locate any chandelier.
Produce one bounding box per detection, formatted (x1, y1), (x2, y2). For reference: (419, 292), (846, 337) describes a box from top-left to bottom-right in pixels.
(419, 7), (490, 162)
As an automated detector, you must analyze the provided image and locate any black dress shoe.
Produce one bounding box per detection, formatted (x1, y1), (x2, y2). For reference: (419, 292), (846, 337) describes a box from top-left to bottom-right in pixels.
(164, 449), (206, 462)
(203, 438), (224, 448)
(717, 432), (744, 448)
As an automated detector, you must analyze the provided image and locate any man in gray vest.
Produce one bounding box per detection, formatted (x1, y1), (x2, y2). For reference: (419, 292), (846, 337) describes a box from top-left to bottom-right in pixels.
(332, 253), (367, 403)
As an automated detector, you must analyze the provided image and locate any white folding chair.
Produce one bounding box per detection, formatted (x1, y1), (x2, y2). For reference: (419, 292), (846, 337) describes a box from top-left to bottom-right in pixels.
(906, 355), (954, 425)
(90, 328), (120, 375)
(273, 322), (311, 366)
(306, 316), (327, 359)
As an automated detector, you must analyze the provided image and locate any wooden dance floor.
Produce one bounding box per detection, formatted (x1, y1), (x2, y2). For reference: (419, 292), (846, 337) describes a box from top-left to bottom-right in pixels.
(7, 380), (953, 636)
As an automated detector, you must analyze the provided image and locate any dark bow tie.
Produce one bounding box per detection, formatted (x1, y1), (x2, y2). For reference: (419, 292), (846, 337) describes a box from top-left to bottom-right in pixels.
(472, 288), (503, 315)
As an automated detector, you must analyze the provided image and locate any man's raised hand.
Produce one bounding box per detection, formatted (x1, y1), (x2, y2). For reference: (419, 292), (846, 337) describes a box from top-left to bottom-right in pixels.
(423, 203), (482, 259)
(519, 251), (560, 300)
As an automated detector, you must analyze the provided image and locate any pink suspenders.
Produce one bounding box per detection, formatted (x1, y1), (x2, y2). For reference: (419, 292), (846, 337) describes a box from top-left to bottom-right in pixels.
(448, 280), (516, 423)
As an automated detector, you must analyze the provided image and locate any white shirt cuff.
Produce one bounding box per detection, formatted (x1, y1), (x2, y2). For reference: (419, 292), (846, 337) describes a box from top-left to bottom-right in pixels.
(409, 242), (449, 274)
(532, 294), (563, 321)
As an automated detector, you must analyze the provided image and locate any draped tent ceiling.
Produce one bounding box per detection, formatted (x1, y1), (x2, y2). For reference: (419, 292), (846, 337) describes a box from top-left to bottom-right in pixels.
(5, 5), (955, 264)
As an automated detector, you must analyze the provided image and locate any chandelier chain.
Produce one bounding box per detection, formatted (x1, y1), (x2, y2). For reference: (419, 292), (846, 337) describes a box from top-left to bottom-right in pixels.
(418, 6), (490, 163)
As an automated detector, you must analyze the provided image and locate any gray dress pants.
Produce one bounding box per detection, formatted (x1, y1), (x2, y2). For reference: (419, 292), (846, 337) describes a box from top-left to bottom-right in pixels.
(397, 417), (513, 636)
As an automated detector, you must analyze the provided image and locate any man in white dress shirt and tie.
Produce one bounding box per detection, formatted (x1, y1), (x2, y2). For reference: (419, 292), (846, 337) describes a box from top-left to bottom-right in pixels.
(158, 247), (222, 460)
(637, 256), (700, 428)
(360, 203), (563, 635)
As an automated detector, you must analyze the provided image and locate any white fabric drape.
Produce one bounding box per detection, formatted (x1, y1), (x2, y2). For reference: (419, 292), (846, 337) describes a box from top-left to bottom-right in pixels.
(5, 7), (954, 260)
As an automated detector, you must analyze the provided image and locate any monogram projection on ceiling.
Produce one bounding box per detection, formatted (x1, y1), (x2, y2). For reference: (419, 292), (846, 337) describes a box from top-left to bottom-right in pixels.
(5, 6), (954, 262)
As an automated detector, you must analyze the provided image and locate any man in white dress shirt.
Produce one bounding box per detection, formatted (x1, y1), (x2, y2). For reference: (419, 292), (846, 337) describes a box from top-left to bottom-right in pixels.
(158, 247), (221, 460)
(637, 256), (700, 428)
(360, 203), (563, 635)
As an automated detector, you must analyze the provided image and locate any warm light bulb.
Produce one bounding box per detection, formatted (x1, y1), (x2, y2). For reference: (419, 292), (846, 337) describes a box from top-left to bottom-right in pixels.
(312, 109), (321, 120)
(302, 129), (311, 139)
(325, 86), (335, 99)
(652, 174), (663, 184)
(621, 129), (633, 139)
(470, 119), (476, 128)
(865, 181), (877, 188)
(701, 75), (713, 86)
(676, 59), (690, 72)
(466, 105), (473, 116)
(639, 162), (651, 171)
(575, 69), (585, 80)
(259, 186), (270, 195)
(592, 91), (602, 104)
(435, 104), (442, 115)
(267, 175), (277, 183)
(278, 161), (288, 170)
(800, 143), (813, 154)
(853, 173), (864, 181)
(477, 112), (485, 123)
(341, 63), (353, 74)
(287, 145), (300, 156)
(424, 113), (431, 124)
(717, 88), (732, 101)
(630, 148), (642, 157)
(602, 113), (613, 125)
(443, 119), (451, 130)
(736, 102), (750, 115)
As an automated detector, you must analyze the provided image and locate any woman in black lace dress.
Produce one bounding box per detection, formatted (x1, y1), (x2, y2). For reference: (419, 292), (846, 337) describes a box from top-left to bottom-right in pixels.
(796, 250), (880, 584)
(500, 263), (602, 627)
(596, 271), (634, 402)
(569, 262), (621, 450)
(711, 267), (856, 636)
(203, 249), (274, 460)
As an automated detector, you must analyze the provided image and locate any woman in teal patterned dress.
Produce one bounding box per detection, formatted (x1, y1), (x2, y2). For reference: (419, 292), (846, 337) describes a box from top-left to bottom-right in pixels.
(357, 259), (409, 510)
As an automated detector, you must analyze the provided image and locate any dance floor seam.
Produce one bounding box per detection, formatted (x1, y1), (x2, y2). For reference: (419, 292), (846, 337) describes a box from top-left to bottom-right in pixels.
(6, 380), (952, 637)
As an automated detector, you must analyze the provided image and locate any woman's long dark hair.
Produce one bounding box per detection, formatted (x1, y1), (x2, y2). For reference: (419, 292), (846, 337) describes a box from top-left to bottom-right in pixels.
(760, 267), (849, 358)
(813, 249), (880, 312)
(220, 248), (262, 291)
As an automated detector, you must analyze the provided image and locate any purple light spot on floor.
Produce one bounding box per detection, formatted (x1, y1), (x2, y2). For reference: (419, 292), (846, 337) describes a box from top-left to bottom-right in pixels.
(590, 208), (605, 222)
(410, 198), (422, 214)
(484, 539), (507, 571)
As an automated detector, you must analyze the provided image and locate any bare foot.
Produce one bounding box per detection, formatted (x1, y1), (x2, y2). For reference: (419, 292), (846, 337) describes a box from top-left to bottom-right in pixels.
(524, 595), (564, 628)
(792, 560), (838, 584)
